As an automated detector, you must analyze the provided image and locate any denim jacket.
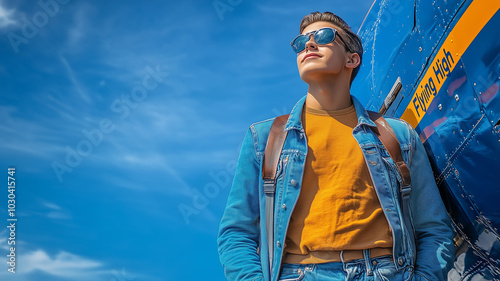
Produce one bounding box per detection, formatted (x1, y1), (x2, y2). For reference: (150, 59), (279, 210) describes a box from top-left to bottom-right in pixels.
(217, 95), (454, 281)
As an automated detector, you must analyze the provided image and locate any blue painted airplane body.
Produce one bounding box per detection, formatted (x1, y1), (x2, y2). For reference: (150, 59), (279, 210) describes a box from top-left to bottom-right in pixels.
(352, 0), (500, 279)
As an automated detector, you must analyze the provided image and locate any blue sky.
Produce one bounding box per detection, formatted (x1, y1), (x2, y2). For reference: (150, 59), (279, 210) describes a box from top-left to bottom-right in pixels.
(0, 0), (374, 280)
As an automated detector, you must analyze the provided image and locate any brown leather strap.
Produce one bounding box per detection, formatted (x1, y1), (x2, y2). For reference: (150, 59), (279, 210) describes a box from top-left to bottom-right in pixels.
(368, 111), (411, 187)
(262, 114), (290, 181)
(262, 114), (289, 270)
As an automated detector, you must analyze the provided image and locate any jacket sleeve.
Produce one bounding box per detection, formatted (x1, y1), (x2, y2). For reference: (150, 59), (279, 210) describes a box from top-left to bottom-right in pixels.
(408, 126), (455, 281)
(217, 127), (265, 281)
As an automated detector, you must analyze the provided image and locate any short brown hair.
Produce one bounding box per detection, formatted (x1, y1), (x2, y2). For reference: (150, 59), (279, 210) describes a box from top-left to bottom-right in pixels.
(299, 11), (363, 84)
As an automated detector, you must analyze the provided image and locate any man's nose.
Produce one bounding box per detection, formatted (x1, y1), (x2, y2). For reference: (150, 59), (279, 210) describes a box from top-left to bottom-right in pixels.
(304, 36), (317, 51)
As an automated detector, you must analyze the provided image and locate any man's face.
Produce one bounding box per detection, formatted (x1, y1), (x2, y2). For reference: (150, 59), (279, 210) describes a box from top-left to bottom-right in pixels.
(296, 21), (351, 83)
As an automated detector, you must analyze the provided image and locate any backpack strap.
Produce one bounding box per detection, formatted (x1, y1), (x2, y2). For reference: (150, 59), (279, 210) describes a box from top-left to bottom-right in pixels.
(367, 111), (415, 261)
(367, 111), (411, 188)
(262, 114), (289, 271)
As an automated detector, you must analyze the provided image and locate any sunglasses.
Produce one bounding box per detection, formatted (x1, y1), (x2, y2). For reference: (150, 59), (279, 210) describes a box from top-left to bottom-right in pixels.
(290, 27), (351, 54)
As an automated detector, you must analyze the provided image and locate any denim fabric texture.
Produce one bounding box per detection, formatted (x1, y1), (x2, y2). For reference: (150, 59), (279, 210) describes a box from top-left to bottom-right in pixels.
(217, 95), (454, 281)
(278, 254), (413, 281)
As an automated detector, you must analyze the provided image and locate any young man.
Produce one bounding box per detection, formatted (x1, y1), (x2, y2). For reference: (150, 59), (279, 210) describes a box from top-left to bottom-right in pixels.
(217, 11), (454, 281)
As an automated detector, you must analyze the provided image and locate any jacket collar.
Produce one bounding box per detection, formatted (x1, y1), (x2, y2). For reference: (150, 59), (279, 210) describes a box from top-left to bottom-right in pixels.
(284, 94), (376, 131)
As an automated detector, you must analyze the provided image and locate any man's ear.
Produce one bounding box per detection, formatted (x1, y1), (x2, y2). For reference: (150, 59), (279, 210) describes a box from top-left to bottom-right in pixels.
(345, 52), (360, 69)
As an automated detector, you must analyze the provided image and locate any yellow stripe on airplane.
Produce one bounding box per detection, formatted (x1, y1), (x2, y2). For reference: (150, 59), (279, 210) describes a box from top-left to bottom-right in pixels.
(401, 0), (500, 128)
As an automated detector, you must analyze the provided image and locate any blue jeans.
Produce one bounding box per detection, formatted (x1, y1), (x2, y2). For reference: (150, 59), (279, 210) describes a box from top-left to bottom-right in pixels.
(278, 251), (414, 281)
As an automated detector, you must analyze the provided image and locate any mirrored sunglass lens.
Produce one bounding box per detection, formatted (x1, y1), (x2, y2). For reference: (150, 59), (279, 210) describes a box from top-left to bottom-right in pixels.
(314, 28), (335, 45)
(292, 36), (308, 53)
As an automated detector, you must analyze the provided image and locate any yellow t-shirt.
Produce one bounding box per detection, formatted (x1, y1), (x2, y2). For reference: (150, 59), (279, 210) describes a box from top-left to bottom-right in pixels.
(283, 104), (393, 264)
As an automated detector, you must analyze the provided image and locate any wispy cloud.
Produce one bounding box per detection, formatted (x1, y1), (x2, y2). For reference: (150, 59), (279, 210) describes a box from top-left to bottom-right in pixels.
(0, 1), (15, 28)
(42, 201), (62, 210)
(41, 201), (72, 220)
(0, 105), (67, 165)
(101, 152), (194, 194)
(59, 55), (92, 103)
(22, 250), (103, 276)
(0, 248), (160, 281)
(66, 4), (90, 49)
(16, 200), (74, 224)
(0, 249), (105, 281)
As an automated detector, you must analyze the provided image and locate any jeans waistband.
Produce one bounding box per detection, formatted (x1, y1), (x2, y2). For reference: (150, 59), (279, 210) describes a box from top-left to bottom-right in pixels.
(281, 250), (395, 278)
(283, 247), (392, 264)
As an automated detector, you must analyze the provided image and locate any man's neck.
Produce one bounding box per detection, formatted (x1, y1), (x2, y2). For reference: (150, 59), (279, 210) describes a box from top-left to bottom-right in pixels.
(305, 79), (352, 111)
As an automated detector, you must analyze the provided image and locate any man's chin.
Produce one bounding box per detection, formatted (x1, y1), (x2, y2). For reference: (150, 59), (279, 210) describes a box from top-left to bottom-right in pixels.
(299, 69), (336, 82)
